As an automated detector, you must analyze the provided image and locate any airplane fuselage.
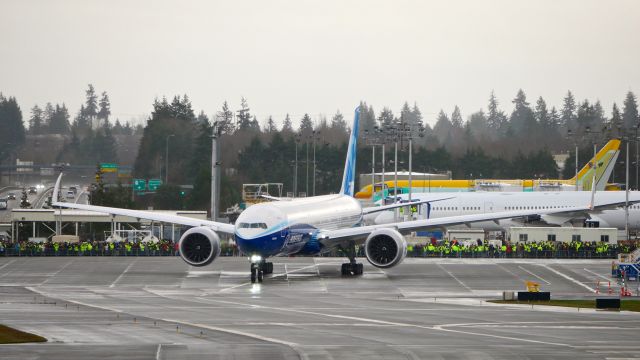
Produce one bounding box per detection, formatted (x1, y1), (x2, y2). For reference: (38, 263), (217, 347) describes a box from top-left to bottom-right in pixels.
(234, 194), (362, 257)
(374, 191), (640, 231)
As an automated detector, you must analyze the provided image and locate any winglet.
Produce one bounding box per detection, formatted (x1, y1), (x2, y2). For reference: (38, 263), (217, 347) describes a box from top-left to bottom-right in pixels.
(339, 107), (360, 196)
(52, 173), (63, 205)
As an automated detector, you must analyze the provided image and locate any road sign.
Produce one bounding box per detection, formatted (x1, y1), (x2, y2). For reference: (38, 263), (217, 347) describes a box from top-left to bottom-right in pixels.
(100, 163), (118, 173)
(148, 179), (162, 191)
(133, 179), (146, 192)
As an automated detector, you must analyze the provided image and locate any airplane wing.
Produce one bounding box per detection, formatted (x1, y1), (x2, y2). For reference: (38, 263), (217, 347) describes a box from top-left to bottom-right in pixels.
(260, 194), (291, 201)
(361, 196), (455, 215)
(51, 174), (235, 234)
(320, 202), (622, 244)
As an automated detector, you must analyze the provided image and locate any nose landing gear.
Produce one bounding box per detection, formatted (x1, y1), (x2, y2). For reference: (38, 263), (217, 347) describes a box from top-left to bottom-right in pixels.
(250, 259), (274, 283)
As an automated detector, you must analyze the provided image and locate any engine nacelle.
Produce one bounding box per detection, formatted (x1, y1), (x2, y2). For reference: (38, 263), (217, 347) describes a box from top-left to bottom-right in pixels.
(364, 228), (407, 268)
(178, 227), (221, 267)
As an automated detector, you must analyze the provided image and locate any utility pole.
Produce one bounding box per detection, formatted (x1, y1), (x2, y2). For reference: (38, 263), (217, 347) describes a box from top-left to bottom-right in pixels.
(211, 122), (221, 221)
(625, 139), (629, 240)
(165, 134), (174, 185)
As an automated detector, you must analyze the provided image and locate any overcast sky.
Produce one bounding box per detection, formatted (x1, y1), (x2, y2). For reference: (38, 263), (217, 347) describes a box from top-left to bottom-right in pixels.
(1, 0), (639, 127)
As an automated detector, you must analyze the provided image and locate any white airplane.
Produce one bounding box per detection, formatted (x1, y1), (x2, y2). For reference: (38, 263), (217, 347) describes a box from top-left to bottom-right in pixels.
(51, 108), (630, 283)
(373, 191), (640, 231)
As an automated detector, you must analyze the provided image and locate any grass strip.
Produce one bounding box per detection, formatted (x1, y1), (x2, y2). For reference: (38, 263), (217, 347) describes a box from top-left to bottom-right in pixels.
(488, 299), (640, 312)
(0, 324), (47, 344)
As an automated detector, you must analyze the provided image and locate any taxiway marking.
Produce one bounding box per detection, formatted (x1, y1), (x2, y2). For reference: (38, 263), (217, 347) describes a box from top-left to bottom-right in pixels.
(518, 265), (551, 285)
(110, 259), (137, 288)
(0, 259), (17, 273)
(583, 268), (612, 282)
(39, 260), (74, 285)
(540, 264), (595, 293)
(437, 263), (472, 292)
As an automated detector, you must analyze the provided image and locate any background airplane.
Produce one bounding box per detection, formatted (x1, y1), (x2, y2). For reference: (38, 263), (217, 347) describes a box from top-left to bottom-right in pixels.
(355, 139), (621, 199)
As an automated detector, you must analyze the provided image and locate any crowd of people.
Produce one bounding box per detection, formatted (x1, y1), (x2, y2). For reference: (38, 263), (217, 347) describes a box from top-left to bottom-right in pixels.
(0, 237), (637, 259)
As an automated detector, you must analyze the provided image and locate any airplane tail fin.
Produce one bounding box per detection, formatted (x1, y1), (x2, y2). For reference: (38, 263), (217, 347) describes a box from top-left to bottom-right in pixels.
(339, 107), (360, 196)
(571, 139), (620, 191)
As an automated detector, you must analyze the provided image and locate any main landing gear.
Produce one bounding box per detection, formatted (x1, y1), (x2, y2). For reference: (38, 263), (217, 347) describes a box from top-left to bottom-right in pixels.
(250, 258), (274, 283)
(340, 243), (364, 276)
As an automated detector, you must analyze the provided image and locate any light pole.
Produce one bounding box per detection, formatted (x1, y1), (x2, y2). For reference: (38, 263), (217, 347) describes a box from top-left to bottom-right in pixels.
(312, 130), (320, 196)
(567, 129), (579, 190)
(294, 134), (300, 197)
(165, 134), (175, 185)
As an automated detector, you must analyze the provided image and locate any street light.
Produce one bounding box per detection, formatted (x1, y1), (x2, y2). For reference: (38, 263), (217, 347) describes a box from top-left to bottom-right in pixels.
(566, 129), (579, 190)
(165, 134), (175, 184)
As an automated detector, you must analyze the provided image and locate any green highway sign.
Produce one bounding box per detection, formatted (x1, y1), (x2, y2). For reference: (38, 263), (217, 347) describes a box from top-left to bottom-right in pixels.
(148, 179), (162, 191)
(100, 163), (119, 173)
(133, 179), (146, 191)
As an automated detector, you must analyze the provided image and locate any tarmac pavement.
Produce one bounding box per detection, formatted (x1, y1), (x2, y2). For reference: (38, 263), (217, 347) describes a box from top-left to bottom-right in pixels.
(0, 256), (639, 359)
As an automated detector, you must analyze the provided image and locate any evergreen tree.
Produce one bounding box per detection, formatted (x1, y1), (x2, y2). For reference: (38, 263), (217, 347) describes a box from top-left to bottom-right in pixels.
(622, 91), (639, 129)
(509, 89), (536, 136)
(561, 90), (577, 130)
(433, 110), (453, 144)
(451, 106), (463, 128)
(113, 119), (124, 135)
(216, 101), (234, 133)
(330, 110), (347, 131)
(467, 110), (489, 139)
(266, 116), (277, 133)
(236, 97), (252, 130)
(377, 107), (395, 129)
(44, 102), (55, 131)
(535, 96), (550, 129)
(299, 113), (313, 136)
(28, 105), (44, 134)
(358, 101), (376, 132)
(48, 104), (71, 134)
(282, 113), (293, 133)
(97, 91), (111, 123)
(84, 84), (98, 127)
(487, 91), (507, 136)
(0, 94), (25, 160)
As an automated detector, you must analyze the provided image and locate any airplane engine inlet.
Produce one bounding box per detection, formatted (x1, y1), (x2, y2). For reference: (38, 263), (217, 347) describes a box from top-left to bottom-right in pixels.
(178, 227), (221, 267)
(364, 228), (407, 268)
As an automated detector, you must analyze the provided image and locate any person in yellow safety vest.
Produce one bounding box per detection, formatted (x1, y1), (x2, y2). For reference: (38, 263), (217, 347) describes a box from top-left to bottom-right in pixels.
(427, 243), (435, 255)
(125, 242), (132, 255)
(140, 242), (145, 255)
(87, 242), (93, 255)
(53, 242), (59, 254)
(109, 242), (115, 253)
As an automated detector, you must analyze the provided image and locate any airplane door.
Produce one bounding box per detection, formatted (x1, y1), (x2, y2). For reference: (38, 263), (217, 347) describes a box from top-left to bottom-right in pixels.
(484, 202), (494, 213)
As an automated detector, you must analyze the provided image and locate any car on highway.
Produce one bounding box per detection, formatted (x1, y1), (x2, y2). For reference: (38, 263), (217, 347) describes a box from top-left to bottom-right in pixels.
(65, 190), (75, 199)
(69, 186), (78, 194)
(6, 193), (16, 200)
(0, 199), (7, 210)
(28, 186), (37, 194)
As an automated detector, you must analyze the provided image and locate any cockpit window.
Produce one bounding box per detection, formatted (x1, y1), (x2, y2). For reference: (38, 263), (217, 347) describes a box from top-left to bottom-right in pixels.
(238, 222), (267, 229)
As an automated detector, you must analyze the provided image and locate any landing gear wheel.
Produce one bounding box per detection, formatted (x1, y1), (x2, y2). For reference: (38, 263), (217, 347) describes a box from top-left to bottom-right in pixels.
(257, 270), (263, 282)
(263, 262), (273, 275)
(341, 262), (364, 276)
(251, 268), (257, 283)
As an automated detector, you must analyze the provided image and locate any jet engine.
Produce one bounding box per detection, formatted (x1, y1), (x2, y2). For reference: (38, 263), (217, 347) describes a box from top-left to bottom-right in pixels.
(364, 228), (407, 268)
(178, 227), (220, 267)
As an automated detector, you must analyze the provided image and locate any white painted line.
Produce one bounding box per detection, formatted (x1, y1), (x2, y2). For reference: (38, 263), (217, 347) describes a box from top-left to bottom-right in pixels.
(583, 268), (612, 282)
(155, 343), (162, 360)
(518, 265), (551, 285)
(437, 263), (472, 292)
(39, 260), (74, 285)
(0, 259), (16, 272)
(541, 264), (595, 293)
(161, 317), (299, 347)
(110, 259), (137, 288)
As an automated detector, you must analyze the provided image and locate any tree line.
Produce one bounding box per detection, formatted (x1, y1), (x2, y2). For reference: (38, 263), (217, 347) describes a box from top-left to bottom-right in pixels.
(2, 87), (640, 214)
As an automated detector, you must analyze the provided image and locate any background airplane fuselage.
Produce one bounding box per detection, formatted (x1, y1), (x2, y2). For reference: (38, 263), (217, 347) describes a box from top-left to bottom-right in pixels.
(374, 191), (640, 231)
